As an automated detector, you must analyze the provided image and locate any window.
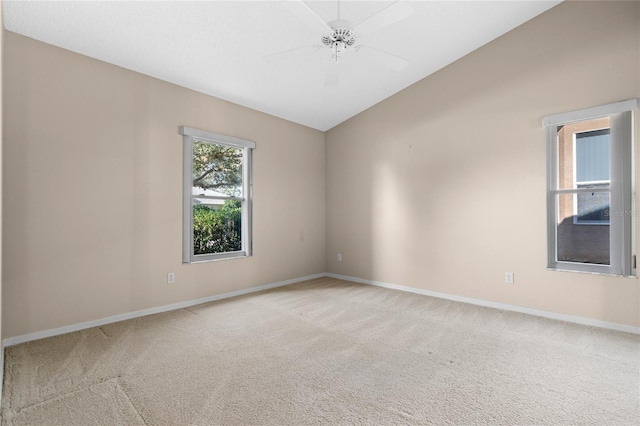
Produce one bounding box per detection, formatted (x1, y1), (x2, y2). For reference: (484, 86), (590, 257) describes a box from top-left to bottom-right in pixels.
(544, 99), (637, 275)
(180, 126), (255, 263)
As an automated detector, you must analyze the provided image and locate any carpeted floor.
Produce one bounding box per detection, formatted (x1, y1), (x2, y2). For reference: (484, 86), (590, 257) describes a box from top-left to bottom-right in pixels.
(2, 277), (639, 425)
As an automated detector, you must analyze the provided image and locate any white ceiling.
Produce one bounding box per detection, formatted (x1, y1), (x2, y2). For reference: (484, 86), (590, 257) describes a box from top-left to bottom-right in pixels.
(3, 0), (561, 131)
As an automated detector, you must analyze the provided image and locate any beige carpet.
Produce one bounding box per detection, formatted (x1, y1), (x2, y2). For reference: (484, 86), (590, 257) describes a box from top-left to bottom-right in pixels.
(2, 277), (639, 425)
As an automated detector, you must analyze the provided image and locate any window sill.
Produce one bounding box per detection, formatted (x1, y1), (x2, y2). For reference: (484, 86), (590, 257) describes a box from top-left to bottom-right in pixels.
(546, 268), (637, 279)
(185, 252), (251, 264)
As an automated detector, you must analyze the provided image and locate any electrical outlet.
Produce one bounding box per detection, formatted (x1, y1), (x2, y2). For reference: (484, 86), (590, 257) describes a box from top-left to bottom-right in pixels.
(337, 253), (342, 262)
(505, 272), (514, 284)
(167, 272), (175, 284)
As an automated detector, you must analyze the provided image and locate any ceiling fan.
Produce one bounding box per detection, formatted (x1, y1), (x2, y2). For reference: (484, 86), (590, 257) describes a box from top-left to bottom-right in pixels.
(264, 0), (414, 86)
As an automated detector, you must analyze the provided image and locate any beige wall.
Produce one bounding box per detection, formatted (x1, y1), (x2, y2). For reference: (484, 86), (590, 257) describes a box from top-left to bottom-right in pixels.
(326, 1), (640, 327)
(2, 32), (326, 338)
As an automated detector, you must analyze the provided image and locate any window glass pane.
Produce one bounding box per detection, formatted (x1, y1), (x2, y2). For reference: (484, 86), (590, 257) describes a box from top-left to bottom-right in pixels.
(557, 194), (609, 265)
(193, 200), (242, 255)
(192, 187), (228, 208)
(556, 118), (610, 190)
(576, 184), (610, 224)
(192, 140), (243, 197)
(575, 129), (610, 183)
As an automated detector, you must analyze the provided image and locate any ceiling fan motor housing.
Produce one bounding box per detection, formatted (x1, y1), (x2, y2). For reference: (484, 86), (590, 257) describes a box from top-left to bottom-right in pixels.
(322, 19), (357, 57)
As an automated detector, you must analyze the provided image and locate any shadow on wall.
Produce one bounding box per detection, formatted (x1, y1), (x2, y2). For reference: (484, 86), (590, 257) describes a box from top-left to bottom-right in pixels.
(557, 214), (609, 265)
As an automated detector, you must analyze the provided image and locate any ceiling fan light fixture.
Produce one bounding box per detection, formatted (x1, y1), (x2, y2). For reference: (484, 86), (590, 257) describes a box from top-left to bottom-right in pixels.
(322, 19), (357, 63)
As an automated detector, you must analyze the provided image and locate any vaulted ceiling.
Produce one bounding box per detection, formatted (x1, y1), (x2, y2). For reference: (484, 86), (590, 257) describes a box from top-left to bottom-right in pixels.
(3, 1), (561, 131)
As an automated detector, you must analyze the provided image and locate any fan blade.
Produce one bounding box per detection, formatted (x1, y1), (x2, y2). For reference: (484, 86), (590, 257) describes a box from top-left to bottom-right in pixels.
(325, 62), (340, 87)
(354, 1), (414, 36)
(356, 46), (409, 71)
(281, 0), (332, 34)
(262, 45), (319, 63)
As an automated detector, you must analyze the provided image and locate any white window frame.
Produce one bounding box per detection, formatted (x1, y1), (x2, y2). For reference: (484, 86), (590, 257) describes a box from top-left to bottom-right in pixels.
(544, 99), (637, 276)
(180, 126), (255, 263)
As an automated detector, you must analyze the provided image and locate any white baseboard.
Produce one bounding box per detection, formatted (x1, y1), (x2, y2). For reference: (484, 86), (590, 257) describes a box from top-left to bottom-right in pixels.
(1, 273), (326, 348)
(326, 273), (640, 335)
(3, 271), (638, 351)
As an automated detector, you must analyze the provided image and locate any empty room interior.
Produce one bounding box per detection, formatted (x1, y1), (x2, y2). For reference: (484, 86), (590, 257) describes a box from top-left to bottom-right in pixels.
(0, 0), (639, 424)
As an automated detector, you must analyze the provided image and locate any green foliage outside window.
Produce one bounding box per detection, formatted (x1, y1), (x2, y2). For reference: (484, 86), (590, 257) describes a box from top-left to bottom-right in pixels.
(193, 200), (242, 255)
